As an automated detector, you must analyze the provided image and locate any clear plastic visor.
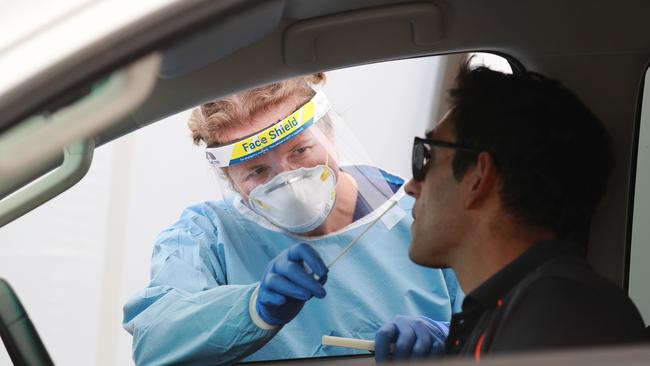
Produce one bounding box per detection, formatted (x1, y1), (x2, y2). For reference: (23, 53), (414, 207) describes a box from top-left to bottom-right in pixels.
(224, 122), (335, 196)
(205, 93), (404, 233)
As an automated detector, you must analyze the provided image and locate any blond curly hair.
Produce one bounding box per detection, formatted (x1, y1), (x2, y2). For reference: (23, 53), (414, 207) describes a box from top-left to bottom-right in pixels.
(188, 73), (326, 146)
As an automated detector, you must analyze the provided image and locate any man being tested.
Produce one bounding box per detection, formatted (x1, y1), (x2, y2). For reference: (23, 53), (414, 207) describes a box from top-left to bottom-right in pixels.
(374, 64), (647, 361)
(123, 73), (461, 364)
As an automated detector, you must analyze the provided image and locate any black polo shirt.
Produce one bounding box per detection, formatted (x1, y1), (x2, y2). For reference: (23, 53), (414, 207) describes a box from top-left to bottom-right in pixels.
(445, 240), (647, 360)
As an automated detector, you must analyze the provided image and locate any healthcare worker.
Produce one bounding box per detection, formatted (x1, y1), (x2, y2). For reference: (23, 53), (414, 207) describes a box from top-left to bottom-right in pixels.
(123, 73), (463, 365)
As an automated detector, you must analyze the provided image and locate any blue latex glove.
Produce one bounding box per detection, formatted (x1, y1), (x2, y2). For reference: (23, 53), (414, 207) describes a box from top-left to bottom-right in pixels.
(256, 243), (328, 326)
(375, 315), (449, 362)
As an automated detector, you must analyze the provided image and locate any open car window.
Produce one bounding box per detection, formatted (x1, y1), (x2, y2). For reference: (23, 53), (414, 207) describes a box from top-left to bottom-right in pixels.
(0, 53), (514, 364)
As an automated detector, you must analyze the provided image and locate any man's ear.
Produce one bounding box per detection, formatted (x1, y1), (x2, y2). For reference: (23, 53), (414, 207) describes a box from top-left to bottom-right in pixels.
(464, 152), (498, 209)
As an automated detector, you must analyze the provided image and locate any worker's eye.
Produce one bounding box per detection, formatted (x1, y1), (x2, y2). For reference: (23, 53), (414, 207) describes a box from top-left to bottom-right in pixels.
(246, 166), (269, 180)
(289, 145), (312, 161)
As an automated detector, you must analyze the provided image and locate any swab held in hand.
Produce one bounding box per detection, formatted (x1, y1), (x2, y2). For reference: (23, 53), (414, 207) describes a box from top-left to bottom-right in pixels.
(318, 201), (400, 355)
(313, 199), (398, 281)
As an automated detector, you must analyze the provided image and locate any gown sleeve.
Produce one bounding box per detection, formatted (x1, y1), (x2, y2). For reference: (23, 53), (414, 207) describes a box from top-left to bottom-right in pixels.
(122, 204), (276, 365)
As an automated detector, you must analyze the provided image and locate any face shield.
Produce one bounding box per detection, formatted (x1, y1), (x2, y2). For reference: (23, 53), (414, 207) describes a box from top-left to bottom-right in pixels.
(204, 90), (403, 235)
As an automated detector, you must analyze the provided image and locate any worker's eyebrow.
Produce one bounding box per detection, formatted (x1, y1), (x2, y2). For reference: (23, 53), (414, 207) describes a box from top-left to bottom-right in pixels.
(425, 129), (435, 138)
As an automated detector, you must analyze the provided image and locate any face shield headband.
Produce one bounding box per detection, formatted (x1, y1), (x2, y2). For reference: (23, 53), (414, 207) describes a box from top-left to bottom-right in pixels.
(204, 90), (331, 168)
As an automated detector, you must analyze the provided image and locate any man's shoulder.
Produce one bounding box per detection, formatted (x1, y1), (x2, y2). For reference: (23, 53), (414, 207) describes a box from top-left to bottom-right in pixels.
(501, 255), (646, 341)
(513, 255), (636, 312)
(518, 255), (624, 299)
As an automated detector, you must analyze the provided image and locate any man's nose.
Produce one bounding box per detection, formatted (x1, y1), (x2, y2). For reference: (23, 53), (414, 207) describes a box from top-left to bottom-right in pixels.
(404, 178), (420, 198)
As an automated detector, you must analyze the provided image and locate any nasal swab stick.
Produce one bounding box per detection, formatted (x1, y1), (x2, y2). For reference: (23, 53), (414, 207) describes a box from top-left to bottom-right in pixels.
(326, 199), (398, 269)
(312, 199), (398, 281)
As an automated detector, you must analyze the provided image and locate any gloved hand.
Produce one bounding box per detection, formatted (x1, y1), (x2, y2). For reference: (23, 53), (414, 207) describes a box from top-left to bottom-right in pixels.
(255, 242), (328, 326)
(374, 315), (449, 363)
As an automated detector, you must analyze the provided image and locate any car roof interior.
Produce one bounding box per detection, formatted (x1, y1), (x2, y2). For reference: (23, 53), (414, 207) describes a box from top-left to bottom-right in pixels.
(2, 0), (650, 300)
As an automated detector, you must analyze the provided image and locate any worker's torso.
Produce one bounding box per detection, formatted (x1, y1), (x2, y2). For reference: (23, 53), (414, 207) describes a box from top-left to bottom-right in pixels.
(208, 192), (460, 361)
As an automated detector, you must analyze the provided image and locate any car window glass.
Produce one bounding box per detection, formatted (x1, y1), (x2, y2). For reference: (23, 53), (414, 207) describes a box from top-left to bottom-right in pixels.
(629, 68), (650, 326)
(0, 53), (513, 364)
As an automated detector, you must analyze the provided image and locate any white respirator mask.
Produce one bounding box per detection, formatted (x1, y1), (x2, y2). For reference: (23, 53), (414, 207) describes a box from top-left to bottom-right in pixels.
(248, 165), (337, 233)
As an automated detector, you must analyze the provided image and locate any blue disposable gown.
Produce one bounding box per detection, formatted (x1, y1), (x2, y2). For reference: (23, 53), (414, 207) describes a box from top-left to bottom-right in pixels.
(123, 170), (463, 365)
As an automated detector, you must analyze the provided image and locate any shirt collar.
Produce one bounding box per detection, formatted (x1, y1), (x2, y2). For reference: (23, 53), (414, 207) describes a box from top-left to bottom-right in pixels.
(462, 240), (586, 312)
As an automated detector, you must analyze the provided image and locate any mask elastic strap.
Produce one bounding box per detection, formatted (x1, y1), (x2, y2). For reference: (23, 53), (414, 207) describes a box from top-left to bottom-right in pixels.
(320, 143), (332, 181)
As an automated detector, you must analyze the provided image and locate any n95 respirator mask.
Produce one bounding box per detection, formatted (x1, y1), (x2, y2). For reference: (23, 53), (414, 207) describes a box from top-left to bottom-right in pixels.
(248, 165), (337, 233)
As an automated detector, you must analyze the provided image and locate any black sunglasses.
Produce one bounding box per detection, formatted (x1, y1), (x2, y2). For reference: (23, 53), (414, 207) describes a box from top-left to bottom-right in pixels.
(412, 137), (479, 181)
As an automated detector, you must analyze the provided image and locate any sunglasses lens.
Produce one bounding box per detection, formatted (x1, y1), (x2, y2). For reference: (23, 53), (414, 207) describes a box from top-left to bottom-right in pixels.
(412, 141), (424, 180)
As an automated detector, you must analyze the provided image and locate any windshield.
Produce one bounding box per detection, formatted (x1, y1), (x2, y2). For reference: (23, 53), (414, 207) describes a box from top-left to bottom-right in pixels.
(0, 0), (92, 53)
(0, 0), (180, 102)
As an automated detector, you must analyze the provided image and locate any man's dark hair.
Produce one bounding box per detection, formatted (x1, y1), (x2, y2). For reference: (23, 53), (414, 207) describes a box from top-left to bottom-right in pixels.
(449, 61), (613, 238)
